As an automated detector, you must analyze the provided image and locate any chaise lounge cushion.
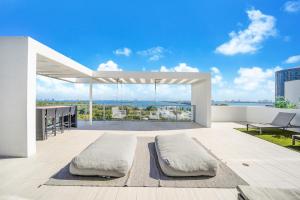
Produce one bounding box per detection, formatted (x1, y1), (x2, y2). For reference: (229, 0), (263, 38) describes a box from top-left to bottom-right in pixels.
(155, 134), (218, 177)
(69, 133), (137, 177)
(271, 112), (296, 127)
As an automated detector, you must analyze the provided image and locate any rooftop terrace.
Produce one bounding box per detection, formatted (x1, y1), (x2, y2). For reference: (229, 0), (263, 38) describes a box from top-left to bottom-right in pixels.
(1, 37), (300, 200)
(1, 121), (300, 199)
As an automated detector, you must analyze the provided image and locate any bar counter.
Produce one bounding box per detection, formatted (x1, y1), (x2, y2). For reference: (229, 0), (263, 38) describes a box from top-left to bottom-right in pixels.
(36, 106), (77, 140)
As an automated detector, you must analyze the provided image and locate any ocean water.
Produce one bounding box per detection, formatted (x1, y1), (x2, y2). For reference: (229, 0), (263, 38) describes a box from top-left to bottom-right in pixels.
(92, 100), (273, 107)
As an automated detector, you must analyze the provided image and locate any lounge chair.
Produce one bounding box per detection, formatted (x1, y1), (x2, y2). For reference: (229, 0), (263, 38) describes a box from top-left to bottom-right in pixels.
(246, 112), (296, 134)
(237, 185), (300, 200)
(155, 134), (218, 177)
(149, 111), (160, 120)
(292, 135), (300, 145)
(69, 133), (137, 177)
(112, 107), (127, 119)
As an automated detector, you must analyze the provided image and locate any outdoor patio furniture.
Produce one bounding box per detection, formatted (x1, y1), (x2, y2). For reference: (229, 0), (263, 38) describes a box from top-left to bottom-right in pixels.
(149, 111), (160, 120)
(68, 106), (77, 128)
(61, 107), (71, 129)
(69, 133), (137, 177)
(112, 107), (127, 119)
(37, 106), (78, 140)
(45, 108), (56, 137)
(55, 108), (65, 134)
(246, 112), (296, 134)
(292, 135), (300, 145)
(57, 107), (70, 130)
(237, 185), (300, 200)
(155, 134), (218, 177)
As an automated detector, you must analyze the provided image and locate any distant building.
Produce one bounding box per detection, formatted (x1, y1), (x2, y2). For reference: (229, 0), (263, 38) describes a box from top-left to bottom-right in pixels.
(275, 67), (300, 98)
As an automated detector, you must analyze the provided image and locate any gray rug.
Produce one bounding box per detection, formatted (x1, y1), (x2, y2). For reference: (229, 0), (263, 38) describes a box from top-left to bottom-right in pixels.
(45, 137), (248, 188)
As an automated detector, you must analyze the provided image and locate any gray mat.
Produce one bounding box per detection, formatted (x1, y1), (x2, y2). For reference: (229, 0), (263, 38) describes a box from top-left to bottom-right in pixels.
(45, 137), (248, 188)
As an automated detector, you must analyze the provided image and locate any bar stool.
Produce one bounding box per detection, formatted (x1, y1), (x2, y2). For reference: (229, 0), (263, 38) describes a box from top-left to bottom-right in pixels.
(45, 108), (56, 138)
(55, 108), (65, 134)
(68, 106), (76, 128)
(62, 107), (71, 129)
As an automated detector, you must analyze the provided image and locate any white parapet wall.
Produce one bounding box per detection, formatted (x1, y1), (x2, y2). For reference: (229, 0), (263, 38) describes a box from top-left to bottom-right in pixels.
(211, 106), (247, 122)
(212, 106), (300, 132)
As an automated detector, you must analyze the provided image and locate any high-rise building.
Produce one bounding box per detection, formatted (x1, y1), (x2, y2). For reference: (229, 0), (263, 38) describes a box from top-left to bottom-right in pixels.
(275, 67), (300, 98)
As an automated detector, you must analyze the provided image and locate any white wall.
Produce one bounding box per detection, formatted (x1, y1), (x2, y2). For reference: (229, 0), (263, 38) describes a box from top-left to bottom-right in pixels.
(0, 37), (36, 157)
(212, 106), (300, 132)
(191, 78), (211, 127)
(212, 106), (247, 122)
(285, 80), (300, 108)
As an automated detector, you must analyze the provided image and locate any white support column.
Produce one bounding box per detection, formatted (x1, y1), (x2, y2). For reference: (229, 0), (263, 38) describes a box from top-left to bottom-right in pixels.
(191, 77), (211, 127)
(89, 80), (93, 125)
(0, 37), (36, 157)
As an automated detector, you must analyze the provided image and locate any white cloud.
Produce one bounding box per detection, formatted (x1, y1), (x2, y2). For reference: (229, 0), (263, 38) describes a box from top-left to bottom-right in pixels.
(137, 46), (167, 61)
(97, 60), (123, 71)
(212, 66), (282, 101)
(285, 55), (300, 64)
(113, 47), (132, 56)
(155, 84), (191, 101)
(211, 67), (220, 74)
(215, 9), (276, 55)
(233, 66), (281, 91)
(210, 67), (223, 86)
(160, 63), (199, 72)
(284, 1), (300, 12)
(37, 75), (89, 100)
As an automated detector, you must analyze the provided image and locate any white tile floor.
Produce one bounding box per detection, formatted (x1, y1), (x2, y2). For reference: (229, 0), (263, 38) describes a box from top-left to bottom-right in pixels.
(0, 121), (300, 200)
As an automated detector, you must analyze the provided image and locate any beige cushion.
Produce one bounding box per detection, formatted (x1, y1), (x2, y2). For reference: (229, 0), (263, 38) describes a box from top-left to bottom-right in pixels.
(69, 133), (137, 177)
(155, 134), (218, 177)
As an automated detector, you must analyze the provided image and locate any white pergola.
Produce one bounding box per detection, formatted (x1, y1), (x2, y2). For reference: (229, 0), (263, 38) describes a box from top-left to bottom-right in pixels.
(0, 37), (211, 157)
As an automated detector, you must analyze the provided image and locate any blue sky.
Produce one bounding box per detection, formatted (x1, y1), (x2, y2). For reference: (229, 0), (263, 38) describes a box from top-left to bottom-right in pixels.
(1, 0), (300, 101)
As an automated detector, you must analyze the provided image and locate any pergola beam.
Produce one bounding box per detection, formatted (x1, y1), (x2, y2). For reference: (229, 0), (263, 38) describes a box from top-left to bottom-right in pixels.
(92, 71), (209, 80)
(38, 75), (77, 83)
(70, 77), (203, 84)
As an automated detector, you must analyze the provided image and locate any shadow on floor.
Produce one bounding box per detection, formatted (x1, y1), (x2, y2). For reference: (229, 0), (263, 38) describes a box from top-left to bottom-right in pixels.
(286, 145), (300, 152)
(0, 156), (23, 160)
(76, 120), (202, 131)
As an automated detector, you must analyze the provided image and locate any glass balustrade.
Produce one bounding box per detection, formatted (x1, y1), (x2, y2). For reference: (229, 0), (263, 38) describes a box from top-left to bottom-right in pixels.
(87, 104), (195, 122)
(36, 101), (195, 122)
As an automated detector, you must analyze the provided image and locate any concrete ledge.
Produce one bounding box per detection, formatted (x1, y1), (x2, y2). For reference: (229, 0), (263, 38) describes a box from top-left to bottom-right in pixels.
(212, 106), (300, 132)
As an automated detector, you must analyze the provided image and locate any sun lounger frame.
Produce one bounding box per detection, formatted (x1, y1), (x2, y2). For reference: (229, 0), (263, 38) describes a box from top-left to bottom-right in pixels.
(246, 112), (297, 134)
